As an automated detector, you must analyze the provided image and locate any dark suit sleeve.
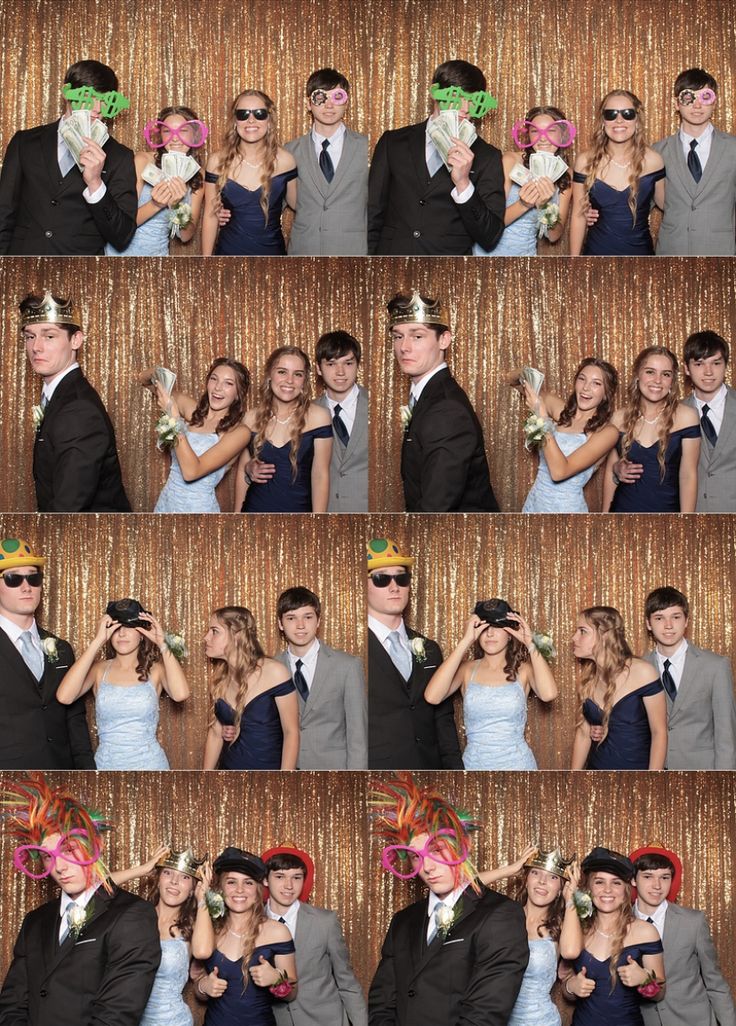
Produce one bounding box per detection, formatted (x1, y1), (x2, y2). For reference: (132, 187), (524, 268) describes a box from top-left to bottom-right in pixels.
(344, 657), (368, 770)
(454, 145), (505, 251)
(711, 657), (736, 770)
(368, 914), (398, 1026)
(326, 911), (368, 1026)
(0, 132), (22, 254)
(694, 911), (736, 1026)
(47, 399), (114, 511)
(85, 144), (137, 251)
(459, 899), (528, 1026)
(415, 399), (484, 512)
(367, 132), (390, 254)
(90, 899), (161, 1026)
(0, 915), (31, 1025)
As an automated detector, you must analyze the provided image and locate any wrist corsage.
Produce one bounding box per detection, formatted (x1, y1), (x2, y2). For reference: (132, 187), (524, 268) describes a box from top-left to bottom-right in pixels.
(269, 969), (296, 998)
(163, 631), (188, 661)
(537, 201), (560, 237)
(155, 413), (186, 450)
(572, 889), (593, 922)
(531, 632), (556, 662)
(204, 889), (225, 921)
(637, 970), (665, 998)
(523, 412), (555, 450)
(169, 201), (193, 238)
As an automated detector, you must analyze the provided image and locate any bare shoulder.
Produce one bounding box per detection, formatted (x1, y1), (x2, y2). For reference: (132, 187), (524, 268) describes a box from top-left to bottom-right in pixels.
(610, 408), (626, 429)
(502, 150), (519, 172)
(643, 147), (665, 173)
(628, 917), (660, 943)
(205, 150), (224, 174)
(628, 657), (658, 684)
(259, 918), (292, 943)
(243, 407), (259, 430)
(674, 401), (700, 428)
(134, 151), (154, 172)
(261, 657), (291, 684)
(306, 401), (332, 429)
(276, 147), (297, 173)
(573, 150), (592, 173)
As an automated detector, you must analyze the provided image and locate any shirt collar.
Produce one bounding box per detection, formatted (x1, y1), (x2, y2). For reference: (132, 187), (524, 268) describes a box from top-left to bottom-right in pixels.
(679, 122), (714, 146)
(0, 612), (40, 645)
(368, 615), (408, 645)
(410, 362), (448, 403)
(634, 897), (668, 933)
(692, 382), (727, 410)
(59, 883), (100, 917)
(287, 638), (320, 667)
(323, 383), (359, 412)
(42, 362), (80, 402)
(312, 122), (346, 147)
(427, 883), (468, 917)
(266, 897), (300, 932)
(656, 638), (688, 664)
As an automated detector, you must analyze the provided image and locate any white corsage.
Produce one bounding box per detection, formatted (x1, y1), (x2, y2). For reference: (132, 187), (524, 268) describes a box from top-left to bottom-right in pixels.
(41, 637), (59, 663)
(155, 413), (185, 451)
(523, 412), (554, 451)
(572, 889), (593, 922)
(537, 201), (561, 238)
(410, 637), (426, 663)
(205, 889), (225, 920)
(169, 201), (193, 238)
(32, 405), (45, 431)
(164, 632), (188, 661)
(531, 632), (556, 662)
(400, 405), (413, 431)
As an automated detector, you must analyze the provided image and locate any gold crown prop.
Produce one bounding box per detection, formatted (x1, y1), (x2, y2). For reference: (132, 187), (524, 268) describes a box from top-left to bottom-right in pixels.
(387, 290), (450, 329)
(19, 291), (82, 330)
(525, 846), (576, 879)
(156, 846), (208, 880)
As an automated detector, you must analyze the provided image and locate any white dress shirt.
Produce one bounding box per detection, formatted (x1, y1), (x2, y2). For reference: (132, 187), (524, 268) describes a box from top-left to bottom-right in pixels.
(286, 639), (320, 693)
(41, 361), (80, 405)
(368, 615), (413, 664)
(692, 382), (727, 436)
(312, 122), (346, 171)
(59, 884), (100, 941)
(634, 897), (667, 936)
(323, 383), (359, 435)
(655, 639), (688, 693)
(0, 612), (44, 665)
(409, 362), (448, 407)
(266, 897), (299, 935)
(427, 884), (468, 941)
(680, 122), (714, 172)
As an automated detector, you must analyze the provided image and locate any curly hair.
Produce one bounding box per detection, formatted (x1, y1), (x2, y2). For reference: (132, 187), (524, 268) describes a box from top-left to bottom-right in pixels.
(620, 347), (679, 482)
(582, 873), (635, 991)
(207, 606), (265, 739)
(152, 105), (204, 192)
(575, 606), (633, 741)
(251, 347), (312, 481)
(103, 630), (160, 683)
(214, 90), (279, 224)
(214, 872), (267, 990)
(188, 357), (250, 434)
(519, 105), (572, 193)
(556, 358), (619, 434)
(511, 866), (565, 941)
(582, 90), (648, 225)
(144, 866), (198, 940)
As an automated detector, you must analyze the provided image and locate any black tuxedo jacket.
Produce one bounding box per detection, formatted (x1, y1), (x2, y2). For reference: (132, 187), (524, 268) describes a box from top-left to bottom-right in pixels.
(0, 626), (93, 769)
(368, 627), (462, 769)
(401, 368), (498, 512)
(0, 120), (137, 255)
(33, 368), (131, 512)
(368, 120), (505, 255)
(369, 884), (529, 1026)
(0, 884), (161, 1026)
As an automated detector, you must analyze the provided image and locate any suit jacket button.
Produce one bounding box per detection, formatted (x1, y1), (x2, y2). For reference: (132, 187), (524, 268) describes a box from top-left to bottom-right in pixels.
(408, 989), (416, 997)
(44, 230), (53, 238)
(419, 199), (425, 206)
(412, 230), (421, 238)
(50, 199), (58, 206)
(409, 703), (415, 709)
(41, 704), (47, 710)
(40, 989), (48, 997)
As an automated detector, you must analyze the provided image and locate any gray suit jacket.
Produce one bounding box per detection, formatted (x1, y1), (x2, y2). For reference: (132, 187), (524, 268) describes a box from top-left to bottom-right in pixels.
(273, 903), (367, 1026)
(653, 130), (736, 255)
(315, 386), (368, 512)
(646, 645), (736, 768)
(683, 387), (736, 511)
(277, 643), (367, 769)
(285, 129), (368, 255)
(641, 904), (736, 1026)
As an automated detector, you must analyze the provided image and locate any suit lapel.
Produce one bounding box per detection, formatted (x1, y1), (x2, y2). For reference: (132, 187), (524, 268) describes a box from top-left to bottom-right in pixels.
(410, 887), (480, 979)
(668, 133), (698, 199)
(0, 623), (43, 693)
(669, 646), (700, 720)
(45, 886), (115, 977)
(694, 130), (725, 197)
(303, 134), (330, 200)
(409, 122), (436, 194)
(41, 369), (83, 433)
(369, 628), (410, 695)
(41, 121), (67, 198)
(344, 386), (367, 457)
(329, 131), (358, 193)
(295, 903), (314, 947)
(714, 388), (736, 455)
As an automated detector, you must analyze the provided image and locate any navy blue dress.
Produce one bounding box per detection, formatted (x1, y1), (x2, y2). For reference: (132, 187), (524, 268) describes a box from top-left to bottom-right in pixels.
(572, 939), (664, 1026)
(242, 425), (333, 513)
(203, 940), (296, 1026)
(573, 168), (665, 255)
(583, 680), (664, 769)
(215, 680), (295, 769)
(205, 169), (298, 255)
(610, 425), (701, 512)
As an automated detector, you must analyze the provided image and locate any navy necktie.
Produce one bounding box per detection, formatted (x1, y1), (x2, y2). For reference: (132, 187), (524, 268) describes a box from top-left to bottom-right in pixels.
(701, 403), (718, 446)
(687, 138), (702, 183)
(332, 403), (350, 446)
(293, 659), (309, 701)
(661, 658), (677, 701)
(319, 139), (334, 183)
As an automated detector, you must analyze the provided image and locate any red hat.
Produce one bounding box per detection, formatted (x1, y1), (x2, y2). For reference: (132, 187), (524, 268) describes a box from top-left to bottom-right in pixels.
(629, 845), (683, 903)
(261, 845), (315, 903)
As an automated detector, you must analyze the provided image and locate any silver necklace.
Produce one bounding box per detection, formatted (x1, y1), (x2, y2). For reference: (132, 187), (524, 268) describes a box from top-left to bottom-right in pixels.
(610, 158), (631, 169)
(595, 927), (613, 938)
(244, 159), (262, 169)
(227, 928), (245, 938)
(272, 410), (295, 425)
(639, 408), (664, 425)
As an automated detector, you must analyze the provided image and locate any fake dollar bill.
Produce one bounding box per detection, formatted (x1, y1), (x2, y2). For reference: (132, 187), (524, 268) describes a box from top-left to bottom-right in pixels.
(519, 366), (545, 394)
(141, 152), (201, 187)
(427, 110), (478, 170)
(510, 153), (569, 187)
(59, 111), (109, 169)
(148, 366), (177, 395)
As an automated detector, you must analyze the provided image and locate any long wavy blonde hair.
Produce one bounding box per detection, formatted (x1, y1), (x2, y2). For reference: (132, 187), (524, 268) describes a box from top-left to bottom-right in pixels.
(575, 606), (632, 740)
(583, 873), (635, 991)
(582, 90), (647, 225)
(620, 347), (679, 482)
(215, 873), (267, 990)
(251, 347), (312, 481)
(214, 90), (279, 224)
(207, 606), (264, 739)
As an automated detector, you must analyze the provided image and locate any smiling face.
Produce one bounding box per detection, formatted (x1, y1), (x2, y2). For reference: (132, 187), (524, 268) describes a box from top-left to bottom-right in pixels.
(23, 323), (83, 384)
(589, 871), (627, 913)
(235, 93), (270, 144)
(602, 93), (637, 144)
(161, 113), (195, 153)
(635, 867), (672, 910)
(0, 565), (43, 623)
(158, 867), (196, 908)
(528, 113), (563, 153)
(575, 365), (607, 412)
(269, 353), (307, 403)
(526, 867), (563, 909)
(207, 365), (240, 413)
(317, 352), (359, 401)
(221, 870), (259, 912)
(685, 352), (727, 401)
(636, 353), (675, 403)
(391, 323), (451, 383)
(204, 616), (231, 660)
(571, 617), (598, 660)
(267, 867), (305, 910)
(646, 604), (688, 651)
(278, 605), (320, 651)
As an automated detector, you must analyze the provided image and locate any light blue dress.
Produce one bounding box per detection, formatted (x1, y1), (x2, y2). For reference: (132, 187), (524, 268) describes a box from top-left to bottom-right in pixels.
(474, 182), (559, 256)
(105, 181), (190, 256)
(508, 938), (560, 1026)
(140, 938), (192, 1026)
(522, 430), (595, 513)
(154, 431), (227, 513)
(462, 667), (537, 770)
(94, 664), (169, 770)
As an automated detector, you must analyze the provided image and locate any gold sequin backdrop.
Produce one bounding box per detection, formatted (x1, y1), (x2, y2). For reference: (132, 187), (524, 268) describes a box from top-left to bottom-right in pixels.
(0, 514), (365, 768)
(370, 771), (736, 1026)
(0, 257), (370, 512)
(368, 257), (736, 512)
(0, 770), (369, 1025)
(0, 0), (734, 252)
(367, 514), (736, 769)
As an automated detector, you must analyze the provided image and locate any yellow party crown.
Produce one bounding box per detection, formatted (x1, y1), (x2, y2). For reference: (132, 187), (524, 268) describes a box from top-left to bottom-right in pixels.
(387, 290), (450, 329)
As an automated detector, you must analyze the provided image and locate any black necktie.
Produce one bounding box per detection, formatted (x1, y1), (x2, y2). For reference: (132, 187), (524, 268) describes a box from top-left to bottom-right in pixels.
(293, 659), (309, 701)
(278, 916), (286, 924)
(687, 138), (702, 183)
(646, 916), (654, 924)
(319, 139), (334, 183)
(701, 403), (718, 446)
(332, 403), (350, 446)
(661, 658), (677, 701)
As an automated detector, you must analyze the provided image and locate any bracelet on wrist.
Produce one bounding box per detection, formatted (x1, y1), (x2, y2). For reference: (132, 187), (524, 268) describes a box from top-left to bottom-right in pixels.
(563, 977), (576, 998)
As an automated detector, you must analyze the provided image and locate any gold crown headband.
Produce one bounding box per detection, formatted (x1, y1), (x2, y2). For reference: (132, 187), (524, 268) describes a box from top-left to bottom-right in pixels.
(524, 846), (576, 879)
(156, 846), (208, 880)
(19, 291), (82, 330)
(387, 290), (451, 329)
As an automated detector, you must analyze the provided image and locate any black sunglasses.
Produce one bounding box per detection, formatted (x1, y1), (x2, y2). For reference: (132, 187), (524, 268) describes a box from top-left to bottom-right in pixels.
(1, 571), (44, 588)
(235, 108), (269, 122)
(602, 108), (637, 122)
(369, 571), (412, 588)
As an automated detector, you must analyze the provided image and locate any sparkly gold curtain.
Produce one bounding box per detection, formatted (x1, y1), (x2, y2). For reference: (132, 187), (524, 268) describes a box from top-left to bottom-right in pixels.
(0, 257), (370, 512)
(0, 514), (366, 768)
(367, 257), (736, 512)
(0, 770), (369, 1025)
(370, 770), (736, 1026)
(366, 513), (736, 768)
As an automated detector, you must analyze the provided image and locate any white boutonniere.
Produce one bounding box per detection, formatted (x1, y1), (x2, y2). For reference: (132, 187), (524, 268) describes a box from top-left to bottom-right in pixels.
(68, 900), (94, 941)
(435, 899), (462, 940)
(32, 405), (45, 431)
(41, 637), (59, 663)
(410, 637), (426, 663)
(400, 405), (412, 431)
